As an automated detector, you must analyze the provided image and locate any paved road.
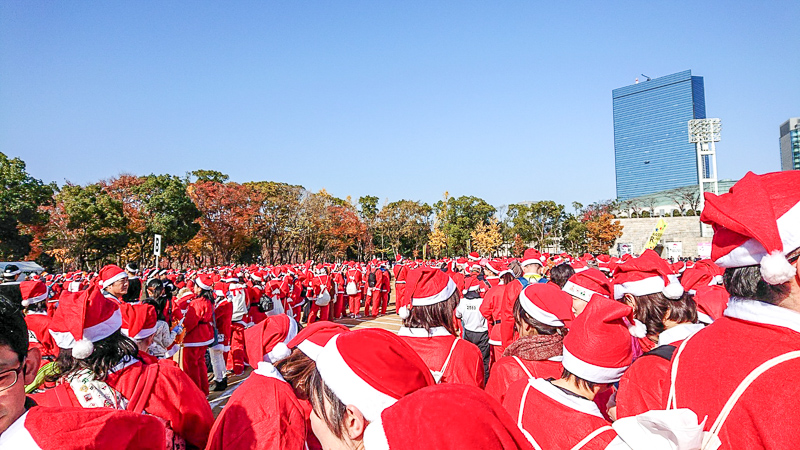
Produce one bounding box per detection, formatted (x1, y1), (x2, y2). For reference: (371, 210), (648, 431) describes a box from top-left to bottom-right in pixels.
(207, 298), (403, 416)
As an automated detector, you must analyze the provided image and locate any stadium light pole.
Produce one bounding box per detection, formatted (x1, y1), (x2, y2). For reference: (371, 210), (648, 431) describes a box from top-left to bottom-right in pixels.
(688, 118), (721, 237)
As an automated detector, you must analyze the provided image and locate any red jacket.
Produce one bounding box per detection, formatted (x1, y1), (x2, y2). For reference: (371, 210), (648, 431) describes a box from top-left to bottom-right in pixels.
(183, 296), (214, 347)
(397, 328), (484, 388)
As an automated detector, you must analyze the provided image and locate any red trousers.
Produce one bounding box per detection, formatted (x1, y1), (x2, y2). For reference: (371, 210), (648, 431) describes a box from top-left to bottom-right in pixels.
(183, 346), (209, 395)
(308, 303), (329, 324)
(371, 290), (387, 316)
(333, 294), (345, 319)
(395, 282), (406, 311)
(226, 322), (246, 375)
(348, 294), (361, 316)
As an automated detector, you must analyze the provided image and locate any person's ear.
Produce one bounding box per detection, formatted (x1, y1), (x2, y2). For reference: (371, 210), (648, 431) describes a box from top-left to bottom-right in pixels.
(623, 293), (636, 310)
(344, 404), (367, 441)
(23, 347), (41, 384)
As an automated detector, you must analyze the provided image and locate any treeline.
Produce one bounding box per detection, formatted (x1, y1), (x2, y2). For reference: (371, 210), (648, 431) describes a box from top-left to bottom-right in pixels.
(1, 152), (623, 271)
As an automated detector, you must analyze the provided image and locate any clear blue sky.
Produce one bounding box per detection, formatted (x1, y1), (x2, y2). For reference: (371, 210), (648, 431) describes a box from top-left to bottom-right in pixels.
(1, 1), (797, 210)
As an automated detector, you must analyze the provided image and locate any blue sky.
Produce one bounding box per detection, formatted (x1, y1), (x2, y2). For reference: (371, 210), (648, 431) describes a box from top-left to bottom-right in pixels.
(1, 1), (797, 210)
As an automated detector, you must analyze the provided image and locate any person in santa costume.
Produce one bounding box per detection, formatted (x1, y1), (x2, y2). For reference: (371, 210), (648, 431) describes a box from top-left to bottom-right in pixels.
(485, 283), (573, 404)
(208, 279), (233, 392)
(393, 255), (408, 313)
(503, 295), (644, 450)
(32, 284), (214, 449)
(98, 264), (129, 305)
(226, 272), (249, 377)
(20, 281), (59, 369)
(119, 303), (160, 362)
(208, 318), (349, 450)
(562, 267), (614, 317)
(397, 267), (485, 387)
(659, 171), (800, 448)
(500, 249), (547, 348)
(180, 274), (215, 395)
(456, 266), (492, 377)
(361, 384), (533, 450)
(480, 264), (516, 364)
(344, 263), (363, 318)
(613, 250), (703, 419)
(308, 328), (435, 450)
(307, 265), (332, 324)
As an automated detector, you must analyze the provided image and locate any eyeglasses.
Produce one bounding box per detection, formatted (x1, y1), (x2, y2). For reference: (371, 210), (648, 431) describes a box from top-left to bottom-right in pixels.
(0, 361), (25, 392)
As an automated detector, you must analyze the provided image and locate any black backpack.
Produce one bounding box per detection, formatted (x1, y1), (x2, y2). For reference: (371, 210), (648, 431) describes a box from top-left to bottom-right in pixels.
(368, 271), (377, 288)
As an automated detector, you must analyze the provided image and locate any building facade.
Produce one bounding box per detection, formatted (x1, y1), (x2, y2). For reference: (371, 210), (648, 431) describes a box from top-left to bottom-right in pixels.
(613, 70), (707, 199)
(780, 118), (800, 171)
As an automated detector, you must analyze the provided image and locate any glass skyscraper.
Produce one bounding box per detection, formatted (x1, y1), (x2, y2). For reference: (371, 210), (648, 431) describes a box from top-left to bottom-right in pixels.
(780, 118), (800, 171)
(613, 70), (706, 199)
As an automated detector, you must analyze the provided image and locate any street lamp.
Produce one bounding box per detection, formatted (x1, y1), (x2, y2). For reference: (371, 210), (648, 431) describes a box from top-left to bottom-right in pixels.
(688, 118), (721, 236)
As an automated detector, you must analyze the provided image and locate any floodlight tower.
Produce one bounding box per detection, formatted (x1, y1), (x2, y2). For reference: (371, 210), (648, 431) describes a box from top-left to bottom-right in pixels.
(688, 118), (721, 236)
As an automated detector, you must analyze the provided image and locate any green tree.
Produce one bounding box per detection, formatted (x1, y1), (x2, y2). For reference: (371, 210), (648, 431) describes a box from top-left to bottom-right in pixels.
(0, 153), (55, 260)
(507, 201), (566, 250)
(190, 170), (229, 184)
(433, 195), (495, 256)
(48, 184), (129, 267)
(377, 200), (432, 258)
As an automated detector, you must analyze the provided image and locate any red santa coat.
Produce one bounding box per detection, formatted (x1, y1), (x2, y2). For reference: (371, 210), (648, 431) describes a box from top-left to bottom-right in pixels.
(615, 322), (704, 419)
(0, 406), (165, 450)
(25, 312), (59, 362)
(500, 279), (525, 347)
(183, 296), (215, 347)
(345, 268), (362, 297)
(447, 271), (465, 296)
(502, 377), (616, 450)
(665, 299), (800, 448)
(206, 363), (307, 450)
(397, 326), (485, 388)
(480, 284), (506, 348)
(393, 263), (407, 308)
(33, 359), (214, 449)
(485, 356), (562, 404)
(213, 299), (233, 350)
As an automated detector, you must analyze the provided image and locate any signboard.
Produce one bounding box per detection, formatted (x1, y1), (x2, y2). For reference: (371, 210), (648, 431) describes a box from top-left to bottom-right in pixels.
(617, 243), (633, 256)
(643, 219), (668, 252)
(153, 234), (162, 257)
(697, 242), (712, 259)
(665, 242), (683, 260)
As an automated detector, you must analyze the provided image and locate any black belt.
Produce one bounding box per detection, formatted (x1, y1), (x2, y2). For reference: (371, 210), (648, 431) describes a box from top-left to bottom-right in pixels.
(492, 320), (501, 325)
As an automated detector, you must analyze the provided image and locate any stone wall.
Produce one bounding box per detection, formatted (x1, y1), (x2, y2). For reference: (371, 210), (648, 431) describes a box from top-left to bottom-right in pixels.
(612, 216), (713, 258)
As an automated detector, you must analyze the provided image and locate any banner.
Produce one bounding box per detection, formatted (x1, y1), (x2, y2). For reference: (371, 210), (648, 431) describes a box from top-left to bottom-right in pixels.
(643, 219), (668, 252)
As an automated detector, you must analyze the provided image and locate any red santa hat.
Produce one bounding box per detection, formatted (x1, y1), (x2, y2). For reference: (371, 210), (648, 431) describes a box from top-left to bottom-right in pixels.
(20, 280), (48, 307)
(363, 384), (531, 450)
(244, 314), (299, 364)
(120, 303), (158, 340)
(398, 267), (457, 319)
(287, 321), (349, 361)
(570, 260), (589, 273)
(194, 273), (214, 290)
(562, 295), (642, 384)
(521, 248), (544, 267)
(468, 251), (481, 262)
(518, 284), (575, 328)
(562, 268), (614, 303)
(98, 264), (127, 289)
(692, 285), (730, 325)
(701, 171), (800, 285)
(679, 267), (717, 294)
(48, 284), (122, 359)
(613, 249), (684, 300)
(315, 328), (434, 423)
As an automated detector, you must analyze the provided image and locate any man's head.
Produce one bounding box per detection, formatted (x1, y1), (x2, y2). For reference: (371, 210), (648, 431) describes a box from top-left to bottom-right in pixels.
(700, 171), (800, 309)
(99, 265), (129, 298)
(125, 262), (139, 276)
(2, 265), (20, 283)
(0, 295), (41, 434)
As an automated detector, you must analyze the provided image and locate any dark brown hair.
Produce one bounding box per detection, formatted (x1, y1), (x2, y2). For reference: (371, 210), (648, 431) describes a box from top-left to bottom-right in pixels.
(630, 292), (697, 338)
(274, 348), (316, 400)
(548, 263), (575, 289)
(513, 299), (566, 336)
(308, 367), (348, 439)
(402, 290), (459, 335)
(561, 368), (604, 392)
(723, 261), (795, 306)
(47, 330), (141, 383)
(500, 272), (515, 285)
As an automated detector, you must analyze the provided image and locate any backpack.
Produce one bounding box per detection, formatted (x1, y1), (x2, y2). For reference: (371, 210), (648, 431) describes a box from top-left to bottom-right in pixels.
(345, 281), (358, 296)
(517, 276), (530, 288)
(367, 271), (377, 288)
(315, 287), (332, 306)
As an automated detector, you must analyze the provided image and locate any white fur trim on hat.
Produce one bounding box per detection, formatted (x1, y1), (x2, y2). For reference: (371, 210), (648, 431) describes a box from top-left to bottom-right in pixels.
(614, 275), (670, 300)
(21, 291), (48, 307)
(760, 250), (797, 285)
(297, 340), (325, 361)
(363, 419), (390, 450)
(267, 342), (291, 363)
(315, 335), (398, 423)
(562, 280), (597, 303)
(521, 258), (543, 267)
(519, 290), (564, 327)
(49, 309), (123, 351)
(101, 271), (127, 289)
(412, 278), (456, 307)
(561, 346), (628, 384)
(122, 325), (158, 341)
(195, 277), (212, 290)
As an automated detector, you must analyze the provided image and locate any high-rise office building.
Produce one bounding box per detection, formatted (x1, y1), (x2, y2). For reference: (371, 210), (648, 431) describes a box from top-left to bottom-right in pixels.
(780, 118), (800, 171)
(613, 70), (707, 199)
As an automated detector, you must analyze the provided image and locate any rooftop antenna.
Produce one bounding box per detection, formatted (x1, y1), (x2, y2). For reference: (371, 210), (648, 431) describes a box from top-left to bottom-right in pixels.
(641, 74), (652, 82)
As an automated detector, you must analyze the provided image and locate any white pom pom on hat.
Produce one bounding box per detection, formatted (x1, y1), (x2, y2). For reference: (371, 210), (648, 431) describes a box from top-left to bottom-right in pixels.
(72, 338), (95, 359)
(267, 342), (292, 363)
(760, 250), (797, 285)
(398, 306), (410, 319)
(628, 319), (647, 338)
(662, 282), (685, 300)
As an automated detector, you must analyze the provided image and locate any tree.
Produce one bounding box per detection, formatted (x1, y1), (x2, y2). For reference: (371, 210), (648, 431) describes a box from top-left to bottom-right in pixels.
(47, 183), (129, 268)
(244, 181), (306, 264)
(188, 180), (254, 264)
(675, 186), (701, 215)
(585, 213), (624, 253)
(507, 201), (566, 250)
(190, 170), (229, 184)
(560, 214), (588, 255)
(470, 219), (502, 256)
(104, 174), (201, 266)
(377, 200), (432, 258)
(428, 226), (447, 258)
(433, 195), (495, 256)
(0, 152), (55, 260)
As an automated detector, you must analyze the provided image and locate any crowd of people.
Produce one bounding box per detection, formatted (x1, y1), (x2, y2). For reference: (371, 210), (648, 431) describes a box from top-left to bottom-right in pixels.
(0, 170), (798, 449)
